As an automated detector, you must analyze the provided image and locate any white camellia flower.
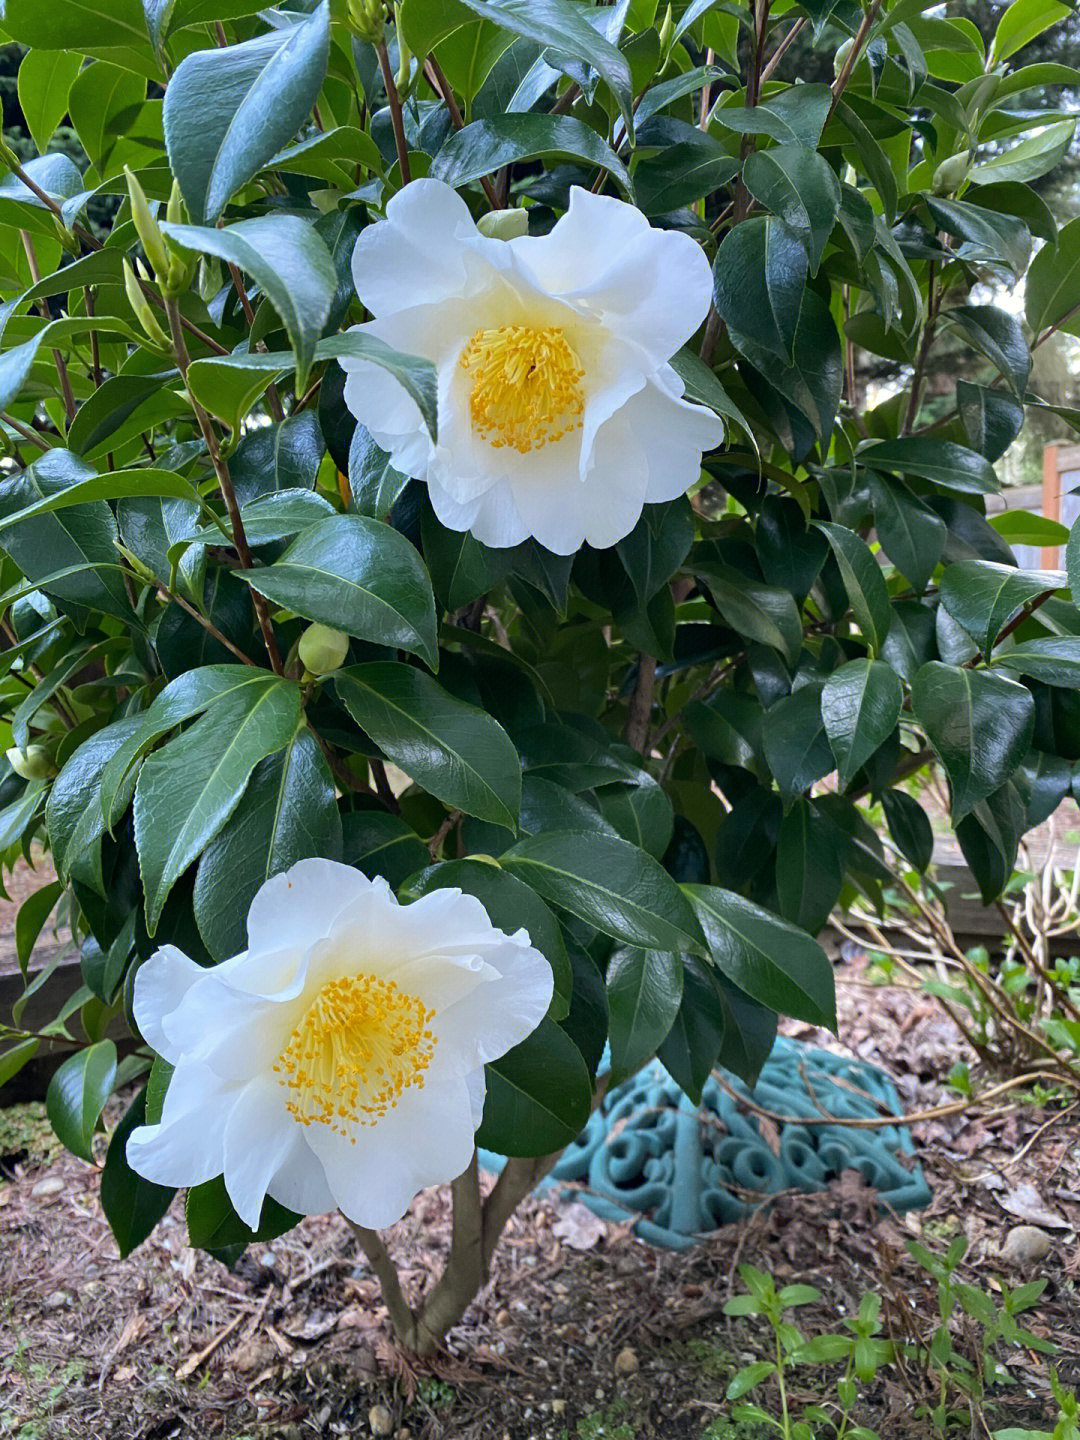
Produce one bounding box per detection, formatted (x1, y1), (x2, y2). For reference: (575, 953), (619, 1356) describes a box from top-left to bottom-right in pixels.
(340, 179), (724, 554)
(126, 860), (553, 1230)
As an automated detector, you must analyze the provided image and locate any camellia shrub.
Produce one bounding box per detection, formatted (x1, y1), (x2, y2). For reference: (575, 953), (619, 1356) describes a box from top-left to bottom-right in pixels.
(2, 0), (1080, 1354)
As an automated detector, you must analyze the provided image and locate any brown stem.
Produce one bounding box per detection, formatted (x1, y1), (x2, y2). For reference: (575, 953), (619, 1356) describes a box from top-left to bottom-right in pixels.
(153, 584), (257, 666)
(549, 82), (581, 117)
(1034, 297), (1080, 349)
(761, 16), (806, 83)
(226, 261), (285, 421)
(624, 654), (657, 752)
(827, 0), (886, 122)
(163, 296), (284, 674)
(376, 39), (411, 184)
(962, 590), (1054, 669)
(20, 231), (77, 423)
(1, 413), (50, 453)
(425, 57), (501, 209)
(411, 1154), (486, 1353)
(428, 809), (462, 860)
(848, 746), (935, 803)
(370, 757), (403, 815)
(346, 1222), (421, 1344)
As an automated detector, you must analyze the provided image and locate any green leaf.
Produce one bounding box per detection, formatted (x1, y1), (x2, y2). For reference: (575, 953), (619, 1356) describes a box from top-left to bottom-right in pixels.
(100, 1087), (175, 1257)
(992, 0), (1071, 62)
(684, 885), (836, 1029)
(968, 118), (1075, 186)
(186, 1175), (299, 1260)
(945, 305), (1032, 397)
(431, 114), (631, 196)
(454, 0), (634, 136)
(940, 559), (1063, 655)
(713, 215), (807, 366)
(742, 144), (841, 276)
(633, 134), (738, 215)
(656, 956), (727, 1099)
(957, 382), (1025, 463)
(193, 730), (342, 962)
(910, 661), (1034, 821)
(240, 514), (438, 670)
(68, 60), (145, 177)
(348, 426), (409, 519)
(924, 196), (1031, 281)
(476, 1016), (592, 1156)
(163, 3), (330, 223)
(405, 859), (572, 1021)
(0, 466), (200, 536)
(46, 1040), (118, 1163)
(336, 663), (522, 829)
(712, 84), (832, 149)
(881, 787), (934, 870)
(17, 49), (84, 154)
(860, 437), (1000, 495)
(606, 947), (683, 1084)
(868, 472), (945, 592)
(161, 218), (336, 395)
(1025, 215), (1080, 337)
(16, 879), (64, 976)
(133, 677), (303, 932)
(47, 718), (143, 879)
(821, 660), (904, 791)
(995, 637), (1080, 687)
(989, 509), (1067, 548)
(0, 450), (133, 623)
(761, 685), (834, 801)
(501, 831), (708, 957)
(0, 1038), (40, 1090)
(0, 0), (151, 50)
(816, 522), (893, 652)
(184, 353), (290, 437)
(696, 559), (803, 665)
(421, 506), (511, 612)
(341, 809), (429, 888)
(731, 287), (842, 445)
(0, 316), (140, 412)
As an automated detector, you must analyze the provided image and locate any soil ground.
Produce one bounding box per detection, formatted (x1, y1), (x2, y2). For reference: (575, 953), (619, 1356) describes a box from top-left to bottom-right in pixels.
(2, 946), (1079, 1440)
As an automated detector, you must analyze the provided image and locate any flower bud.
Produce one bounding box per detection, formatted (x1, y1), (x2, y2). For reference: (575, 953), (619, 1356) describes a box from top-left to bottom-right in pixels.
(299, 623), (350, 675)
(123, 258), (171, 350)
(347, 0), (385, 44)
(932, 153), (971, 195)
(7, 744), (54, 780)
(658, 4), (674, 57)
(477, 208), (529, 241)
(125, 166), (172, 283)
(833, 37), (854, 77)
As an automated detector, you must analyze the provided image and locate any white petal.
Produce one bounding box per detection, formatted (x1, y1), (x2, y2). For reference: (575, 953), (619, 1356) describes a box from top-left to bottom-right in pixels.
(427, 472), (528, 549)
(351, 178), (485, 316)
(307, 1070), (478, 1230)
(465, 1067), (486, 1128)
(246, 859), (382, 961)
(511, 187), (713, 361)
(633, 373), (725, 503)
(433, 933), (554, 1069)
(222, 1080), (297, 1230)
(132, 944), (204, 1062)
(126, 1061), (231, 1188)
(265, 1135), (337, 1217)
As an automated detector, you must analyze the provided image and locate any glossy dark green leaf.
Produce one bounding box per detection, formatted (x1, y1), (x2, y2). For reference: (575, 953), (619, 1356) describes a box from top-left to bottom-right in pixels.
(940, 559), (1063, 656)
(595, 776), (674, 859)
(821, 659), (904, 791)
(46, 1040), (117, 1163)
(405, 858), (572, 1020)
(816, 522), (893, 652)
(713, 215), (807, 366)
(47, 718), (143, 879)
(1026, 215), (1080, 338)
(421, 506), (511, 613)
(240, 514), (438, 670)
(968, 118), (1075, 187)
(733, 287), (843, 445)
(695, 559), (803, 665)
(193, 730), (341, 962)
(186, 1175), (300, 1260)
(761, 685), (834, 801)
(634, 134), (738, 215)
(348, 425), (410, 519)
(775, 798), (842, 935)
(684, 885), (836, 1029)
(341, 809), (429, 887)
(996, 637), (1080, 687)
(868, 472), (945, 593)
(501, 831), (707, 957)
(910, 661), (1034, 821)
(945, 305), (1032, 397)
(742, 144), (841, 275)
(956, 382), (1025, 463)
(134, 678), (303, 932)
(476, 1016), (593, 1156)
(336, 663), (521, 829)
(955, 782), (1025, 903)
(163, 4), (331, 223)
(100, 1087), (175, 1257)
(860, 437), (999, 495)
(881, 787), (934, 871)
(712, 84), (831, 149)
(924, 196), (1030, 280)
(432, 113), (630, 195)
(455, 0), (634, 134)
(606, 947), (683, 1085)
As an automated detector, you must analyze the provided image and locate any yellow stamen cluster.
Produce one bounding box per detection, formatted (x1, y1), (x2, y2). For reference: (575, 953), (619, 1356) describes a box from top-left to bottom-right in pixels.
(275, 973), (436, 1140)
(459, 324), (585, 453)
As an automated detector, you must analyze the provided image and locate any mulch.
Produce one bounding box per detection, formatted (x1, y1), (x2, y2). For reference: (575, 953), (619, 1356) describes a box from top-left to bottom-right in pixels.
(2, 945), (1079, 1440)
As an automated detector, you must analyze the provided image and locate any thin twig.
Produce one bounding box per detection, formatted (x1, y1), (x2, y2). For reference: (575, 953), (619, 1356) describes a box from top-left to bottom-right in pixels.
(624, 654), (656, 752)
(346, 1221), (419, 1345)
(20, 231), (76, 422)
(425, 57), (502, 210)
(1, 413), (50, 453)
(376, 38), (411, 184)
(164, 297), (283, 674)
(370, 757), (403, 815)
(761, 16), (806, 83)
(828, 0), (886, 122)
(428, 810), (462, 860)
(153, 584), (257, 666)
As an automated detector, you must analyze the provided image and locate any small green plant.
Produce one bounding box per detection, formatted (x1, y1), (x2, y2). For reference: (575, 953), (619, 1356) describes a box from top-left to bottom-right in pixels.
(720, 1244), (1069, 1439)
(577, 1408), (636, 1440)
(416, 1376), (456, 1411)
